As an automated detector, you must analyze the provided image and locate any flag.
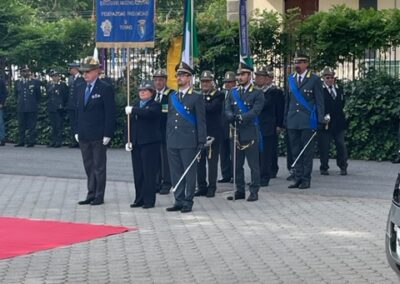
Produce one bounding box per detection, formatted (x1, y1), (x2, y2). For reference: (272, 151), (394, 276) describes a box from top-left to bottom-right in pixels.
(167, 36), (182, 89)
(181, 0), (198, 69)
(239, 0), (253, 67)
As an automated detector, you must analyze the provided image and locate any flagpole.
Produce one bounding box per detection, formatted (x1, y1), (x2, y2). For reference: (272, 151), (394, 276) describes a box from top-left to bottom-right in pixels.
(126, 48), (131, 149)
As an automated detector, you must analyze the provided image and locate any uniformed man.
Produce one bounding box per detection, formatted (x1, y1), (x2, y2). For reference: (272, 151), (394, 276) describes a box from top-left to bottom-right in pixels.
(285, 52), (325, 189)
(76, 56), (116, 206)
(47, 70), (68, 147)
(254, 65), (284, 186)
(218, 71), (236, 183)
(14, 65), (41, 147)
(166, 62), (206, 213)
(225, 62), (265, 202)
(317, 66), (348, 176)
(67, 62), (85, 148)
(195, 70), (224, 198)
(0, 78), (8, 146)
(153, 68), (175, 195)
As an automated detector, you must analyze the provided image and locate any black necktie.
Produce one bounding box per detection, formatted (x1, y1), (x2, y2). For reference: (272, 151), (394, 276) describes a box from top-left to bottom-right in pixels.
(179, 92), (183, 101)
(298, 75), (302, 85)
(329, 86), (336, 99)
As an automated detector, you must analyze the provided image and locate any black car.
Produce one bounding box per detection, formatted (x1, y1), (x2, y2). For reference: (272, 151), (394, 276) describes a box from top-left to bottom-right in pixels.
(385, 172), (400, 275)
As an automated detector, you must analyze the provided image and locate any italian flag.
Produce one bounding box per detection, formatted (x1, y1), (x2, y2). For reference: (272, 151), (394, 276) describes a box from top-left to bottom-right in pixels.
(181, 0), (198, 69)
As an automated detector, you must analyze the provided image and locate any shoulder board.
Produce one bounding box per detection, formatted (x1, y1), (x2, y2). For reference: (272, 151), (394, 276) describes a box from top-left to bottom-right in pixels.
(306, 71), (312, 78)
(188, 88), (193, 95)
(249, 84), (254, 92)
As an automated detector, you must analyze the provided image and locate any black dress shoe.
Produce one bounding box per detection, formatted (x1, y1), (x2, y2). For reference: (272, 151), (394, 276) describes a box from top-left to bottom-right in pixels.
(260, 180), (269, 187)
(320, 170), (329, 175)
(78, 199), (93, 205)
(180, 207), (192, 213)
(288, 181), (301, 188)
(227, 192), (245, 200)
(14, 143), (24, 147)
(0, 140), (5, 146)
(90, 199), (104, 205)
(194, 189), (207, 197)
(218, 178), (232, 183)
(142, 204), (154, 209)
(26, 144), (35, 148)
(166, 205), (183, 212)
(206, 188), (216, 198)
(247, 192), (258, 202)
(340, 169), (347, 176)
(69, 143), (79, 148)
(298, 181), (310, 189)
(286, 174), (295, 181)
(130, 202), (143, 208)
(159, 186), (171, 195)
(54, 144), (61, 148)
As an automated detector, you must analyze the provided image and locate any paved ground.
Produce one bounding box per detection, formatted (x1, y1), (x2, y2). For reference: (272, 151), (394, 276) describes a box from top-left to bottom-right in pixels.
(0, 144), (399, 283)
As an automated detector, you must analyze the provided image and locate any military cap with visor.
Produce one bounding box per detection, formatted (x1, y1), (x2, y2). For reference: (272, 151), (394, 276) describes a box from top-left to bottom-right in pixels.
(236, 62), (253, 74)
(254, 65), (274, 77)
(139, 79), (156, 93)
(321, 66), (335, 77)
(67, 62), (80, 69)
(223, 71), (236, 82)
(175, 62), (194, 76)
(153, 68), (167, 78)
(293, 51), (310, 63)
(200, 70), (214, 81)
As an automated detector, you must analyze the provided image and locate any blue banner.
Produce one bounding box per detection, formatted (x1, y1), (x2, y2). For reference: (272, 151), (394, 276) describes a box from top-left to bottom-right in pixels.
(239, 0), (250, 60)
(96, 0), (155, 48)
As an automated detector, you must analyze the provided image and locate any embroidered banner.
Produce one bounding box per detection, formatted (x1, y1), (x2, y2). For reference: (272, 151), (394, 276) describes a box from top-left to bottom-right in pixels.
(96, 0), (155, 48)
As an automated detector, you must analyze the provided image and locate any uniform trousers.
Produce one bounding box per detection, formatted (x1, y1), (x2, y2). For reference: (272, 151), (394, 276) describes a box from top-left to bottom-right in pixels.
(259, 135), (275, 184)
(17, 112), (37, 145)
(167, 147), (198, 209)
(49, 110), (63, 145)
(318, 130), (348, 171)
(132, 143), (160, 206)
(67, 110), (77, 145)
(286, 131), (294, 171)
(287, 129), (315, 183)
(197, 136), (220, 192)
(270, 134), (279, 176)
(232, 139), (260, 194)
(0, 109), (5, 141)
(155, 143), (171, 191)
(79, 140), (107, 202)
(219, 137), (232, 180)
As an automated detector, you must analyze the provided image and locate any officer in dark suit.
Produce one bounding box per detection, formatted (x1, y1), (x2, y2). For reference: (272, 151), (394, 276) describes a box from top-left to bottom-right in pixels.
(125, 80), (161, 209)
(14, 65), (41, 147)
(255, 66), (284, 186)
(67, 62), (85, 148)
(153, 68), (175, 195)
(317, 66), (348, 176)
(218, 71), (236, 183)
(46, 70), (68, 147)
(195, 70), (224, 198)
(285, 53), (325, 189)
(0, 78), (8, 146)
(166, 62), (206, 213)
(225, 62), (265, 202)
(76, 56), (116, 206)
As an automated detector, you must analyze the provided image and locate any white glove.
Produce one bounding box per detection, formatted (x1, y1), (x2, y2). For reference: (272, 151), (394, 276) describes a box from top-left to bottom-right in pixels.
(125, 142), (133, 152)
(125, 106), (133, 115)
(74, 134), (79, 143)
(103, 137), (111, 145)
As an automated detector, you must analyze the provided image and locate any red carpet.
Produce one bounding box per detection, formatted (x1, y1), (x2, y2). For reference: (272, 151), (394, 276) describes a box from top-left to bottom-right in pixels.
(0, 216), (137, 259)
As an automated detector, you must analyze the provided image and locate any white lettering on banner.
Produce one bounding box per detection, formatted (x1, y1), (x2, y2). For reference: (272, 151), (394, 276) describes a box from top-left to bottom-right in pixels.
(99, 0), (150, 5)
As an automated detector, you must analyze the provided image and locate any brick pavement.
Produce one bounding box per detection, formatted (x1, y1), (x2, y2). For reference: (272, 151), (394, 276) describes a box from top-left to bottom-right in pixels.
(0, 173), (399, 283)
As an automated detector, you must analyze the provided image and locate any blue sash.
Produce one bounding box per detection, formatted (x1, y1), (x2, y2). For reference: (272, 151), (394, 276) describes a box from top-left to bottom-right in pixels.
(288, 75), (317, 130)
(231, 88), (264, 152)
(171, 91), (196, 126)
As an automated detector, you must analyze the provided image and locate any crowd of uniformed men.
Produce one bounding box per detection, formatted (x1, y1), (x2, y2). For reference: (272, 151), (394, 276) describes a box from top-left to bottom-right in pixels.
(0, 52), (350, 212)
